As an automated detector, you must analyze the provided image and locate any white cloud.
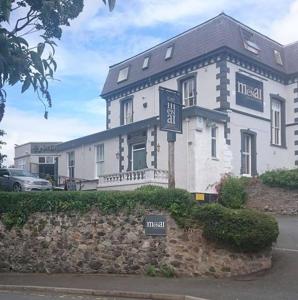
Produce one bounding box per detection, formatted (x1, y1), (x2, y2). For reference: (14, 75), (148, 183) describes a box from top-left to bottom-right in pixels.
(1, 106), (104, 166)
(270, 0), (298, 44)
(84, 98), (106, 116)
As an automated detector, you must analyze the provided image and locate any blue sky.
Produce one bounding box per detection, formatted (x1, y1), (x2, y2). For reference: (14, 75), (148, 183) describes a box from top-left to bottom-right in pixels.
(1, 0), (298, 165)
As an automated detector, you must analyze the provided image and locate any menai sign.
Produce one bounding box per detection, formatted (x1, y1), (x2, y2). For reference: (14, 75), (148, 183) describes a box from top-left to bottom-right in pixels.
(144, 215), (166, 236)
(159, 87), (183, 134)
(236, 73), (264, 112)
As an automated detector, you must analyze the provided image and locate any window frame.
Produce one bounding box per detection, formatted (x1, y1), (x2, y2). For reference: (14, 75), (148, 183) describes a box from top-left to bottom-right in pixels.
(240, 27), (260, 55)
(95, 144), (105, 177)
(165, 45), (174, 60)
(142, 56), (150, 69)
(117, 66), (130, 83)
(120, 96), (134, 125)
(270, 95), (286, 148)
(132, 143), (147, 171)
(211, 126), (217, 158)
(177, 73), (197, 107)
(274, 50), (283, 66)
(240, 129), (257, 176)
(67, 151), (75, 179)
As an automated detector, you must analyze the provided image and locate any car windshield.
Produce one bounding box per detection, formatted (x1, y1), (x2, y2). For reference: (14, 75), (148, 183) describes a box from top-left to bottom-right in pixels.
(9, 169), (33, 177)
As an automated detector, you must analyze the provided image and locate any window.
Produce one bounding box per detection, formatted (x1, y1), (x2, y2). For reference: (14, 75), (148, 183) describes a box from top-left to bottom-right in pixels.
(181, 77), (196, 106)
(39, 157), (45, 164)
(0, 169), (9, 177)
(165, 45), (173, 60)
(142, 56), (150, 69)
(68, 151), (75, 179)
(117, 66), (129, 83)
(46, 156), (54, 164)
(240, 28), (260, 55)
(242, 134), (251, 175)
(121, 98), (133, 125)
(274, 50), (283, 65)
(271, 99), (282, 146)
(96, 144), (104, 177)
(211, 127), (217, 158)
(132, 144), (146, 170)
(241, 130), (257, 176)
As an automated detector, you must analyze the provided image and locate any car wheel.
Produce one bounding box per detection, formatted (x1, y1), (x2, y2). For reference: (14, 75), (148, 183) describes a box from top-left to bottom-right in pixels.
(13, 183), (22, 192)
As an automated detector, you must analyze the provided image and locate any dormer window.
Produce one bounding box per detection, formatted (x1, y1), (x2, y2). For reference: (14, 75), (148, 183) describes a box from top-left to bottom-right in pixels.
(165, 45), (174, 60)
(117, 66), (129, 83)
(274, 50), (283, 65)
(142, 56), (150, 69)
(240, 28), (260, 55)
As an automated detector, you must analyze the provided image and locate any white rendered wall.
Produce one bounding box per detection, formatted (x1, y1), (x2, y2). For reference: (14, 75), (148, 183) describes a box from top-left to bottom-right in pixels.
(108, 63), (219, 128)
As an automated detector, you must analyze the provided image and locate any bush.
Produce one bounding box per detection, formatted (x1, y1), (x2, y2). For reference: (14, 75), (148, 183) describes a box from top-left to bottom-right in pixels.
(136, 185), (165, 192)
(217, 176), (247, 209)
(0, 189), (279, 253)
(0, 188), (195, 229)
(260, 169), (298, 189)
(195, 204), (279, 253)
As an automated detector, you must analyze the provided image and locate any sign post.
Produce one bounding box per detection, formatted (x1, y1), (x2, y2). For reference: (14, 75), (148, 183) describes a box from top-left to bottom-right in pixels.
(159, 87), (182, 189)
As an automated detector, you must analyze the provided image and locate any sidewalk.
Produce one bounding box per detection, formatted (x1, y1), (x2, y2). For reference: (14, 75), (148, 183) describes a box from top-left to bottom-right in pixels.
(0, 273), (211, 300)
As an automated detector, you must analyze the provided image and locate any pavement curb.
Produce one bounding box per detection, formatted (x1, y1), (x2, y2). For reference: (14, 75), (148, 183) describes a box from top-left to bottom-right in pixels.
(0, 285), (208, 300)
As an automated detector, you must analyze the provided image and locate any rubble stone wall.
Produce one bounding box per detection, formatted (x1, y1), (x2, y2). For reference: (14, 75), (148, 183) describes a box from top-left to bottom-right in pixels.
(0, 208), (271, 277)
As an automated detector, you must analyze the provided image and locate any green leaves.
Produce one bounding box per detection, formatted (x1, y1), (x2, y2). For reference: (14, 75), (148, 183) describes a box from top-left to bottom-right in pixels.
(37, 43), (45, 56)
(0, 0), (116, 121)
(21, 75), (31, 93)
(0, 0), (12, 22)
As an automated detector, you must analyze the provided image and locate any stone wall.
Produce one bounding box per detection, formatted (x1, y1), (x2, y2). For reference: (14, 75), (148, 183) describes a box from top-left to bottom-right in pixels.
(245, 180), (298, 215)
(0, 208), (271, 277)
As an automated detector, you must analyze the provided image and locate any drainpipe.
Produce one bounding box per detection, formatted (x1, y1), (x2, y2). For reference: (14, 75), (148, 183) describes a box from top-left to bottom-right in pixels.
(186, 118), (190, 191)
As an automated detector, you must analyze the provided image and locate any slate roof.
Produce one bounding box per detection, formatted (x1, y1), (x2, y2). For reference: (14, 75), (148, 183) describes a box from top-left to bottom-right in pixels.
(57, 106), (227, 151)
(101, 13), (298, 97)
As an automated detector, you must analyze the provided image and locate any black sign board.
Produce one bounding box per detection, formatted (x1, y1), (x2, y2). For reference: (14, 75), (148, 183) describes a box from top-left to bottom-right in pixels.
(236, 73), (263, 112)
(159, 87), (183, 133)
(144, 215), (166, 236)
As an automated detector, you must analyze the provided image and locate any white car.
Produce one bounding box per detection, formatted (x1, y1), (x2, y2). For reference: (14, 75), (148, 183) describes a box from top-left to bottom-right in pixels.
(0, 168), (52, 192)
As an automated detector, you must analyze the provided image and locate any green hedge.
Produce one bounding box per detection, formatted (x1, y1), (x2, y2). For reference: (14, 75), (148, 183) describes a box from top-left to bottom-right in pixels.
(217, 176), (247, 209)
(0, 189), (279, 253)
(0, 189), (195, 229)
(260, 169), (298, 189)
(194, 204), (279, 252)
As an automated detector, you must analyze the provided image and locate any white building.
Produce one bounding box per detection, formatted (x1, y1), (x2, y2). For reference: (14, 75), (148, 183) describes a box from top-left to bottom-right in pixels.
(57, 14), (298, 195)
(14, 142), (61, 180)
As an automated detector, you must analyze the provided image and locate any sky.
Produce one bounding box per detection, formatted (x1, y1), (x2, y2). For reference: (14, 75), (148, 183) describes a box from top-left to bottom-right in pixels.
(1, 0), (298, 165)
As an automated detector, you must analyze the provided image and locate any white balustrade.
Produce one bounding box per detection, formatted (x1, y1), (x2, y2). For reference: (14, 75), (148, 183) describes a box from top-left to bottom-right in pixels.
(98, 168), (168, 190)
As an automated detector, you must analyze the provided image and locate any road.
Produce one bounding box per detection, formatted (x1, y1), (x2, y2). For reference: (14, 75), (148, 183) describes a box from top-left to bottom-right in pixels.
(0, 216), (297, 300)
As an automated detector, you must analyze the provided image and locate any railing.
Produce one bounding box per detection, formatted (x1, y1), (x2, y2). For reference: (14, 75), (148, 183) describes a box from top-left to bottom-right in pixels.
(58, 176), (98, 191)
(98, 168), (168, 189)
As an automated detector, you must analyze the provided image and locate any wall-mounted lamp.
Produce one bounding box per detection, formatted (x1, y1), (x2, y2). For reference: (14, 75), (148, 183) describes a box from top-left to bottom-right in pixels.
(115, 152), (120, 159)
(157, 143), (160, 152)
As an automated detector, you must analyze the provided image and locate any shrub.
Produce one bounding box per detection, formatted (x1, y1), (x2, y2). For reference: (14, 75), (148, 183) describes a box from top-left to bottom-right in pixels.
(195, 204), (279, 253)
(260, 169), (298, 189)
(217, 176), (247, 209)
(0, 188), (195, 229)
(159, 264), (176, 277)
(136, 185), (165, 192)
(0, 189), (279, 253)
(145, 265), (157, 277)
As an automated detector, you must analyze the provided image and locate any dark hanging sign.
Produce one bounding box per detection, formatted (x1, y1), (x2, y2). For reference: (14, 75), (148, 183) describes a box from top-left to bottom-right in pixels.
(159, 87), (183, 133)
(236, 73), (264, 112)
(144, 215), (166, 236)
